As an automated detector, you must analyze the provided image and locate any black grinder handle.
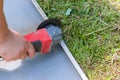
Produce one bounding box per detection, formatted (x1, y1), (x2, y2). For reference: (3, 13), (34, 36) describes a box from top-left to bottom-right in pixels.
(31, 40), (42, 52)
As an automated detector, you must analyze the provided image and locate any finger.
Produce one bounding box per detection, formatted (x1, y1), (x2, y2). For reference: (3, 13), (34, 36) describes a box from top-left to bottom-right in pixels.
(18, 49), (28, 60)
(1, 53), (12, 61)
(19, 53), (27, 60)
(12, 48), (27, 60)
(27, 43), (35, 58)
(2, 52), (24, 61)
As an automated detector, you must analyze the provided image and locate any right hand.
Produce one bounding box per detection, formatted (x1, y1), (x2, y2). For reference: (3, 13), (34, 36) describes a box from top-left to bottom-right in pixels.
(0, 29), (35, 61)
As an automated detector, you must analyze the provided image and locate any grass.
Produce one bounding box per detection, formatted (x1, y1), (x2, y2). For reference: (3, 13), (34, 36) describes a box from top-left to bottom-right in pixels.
(37, 0), (120, 80)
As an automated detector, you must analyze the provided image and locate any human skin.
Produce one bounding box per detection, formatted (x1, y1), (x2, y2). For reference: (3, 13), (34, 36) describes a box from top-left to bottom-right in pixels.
(0, 0), (35, 61)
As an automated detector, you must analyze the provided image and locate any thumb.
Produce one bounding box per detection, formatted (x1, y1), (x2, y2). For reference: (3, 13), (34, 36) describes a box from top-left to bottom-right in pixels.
(27, 43), (35, 58)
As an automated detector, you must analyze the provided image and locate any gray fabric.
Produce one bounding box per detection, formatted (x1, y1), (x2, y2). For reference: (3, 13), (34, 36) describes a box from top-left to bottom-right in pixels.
(0, 0), (82, 80)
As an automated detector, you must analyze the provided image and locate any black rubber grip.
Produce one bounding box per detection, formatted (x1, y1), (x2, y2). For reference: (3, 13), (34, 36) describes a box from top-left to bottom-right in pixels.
(31, 40), (42, 52)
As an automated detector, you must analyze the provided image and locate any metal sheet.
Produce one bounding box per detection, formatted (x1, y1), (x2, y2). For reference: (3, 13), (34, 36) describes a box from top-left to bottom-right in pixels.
(0, 0), (88, 80)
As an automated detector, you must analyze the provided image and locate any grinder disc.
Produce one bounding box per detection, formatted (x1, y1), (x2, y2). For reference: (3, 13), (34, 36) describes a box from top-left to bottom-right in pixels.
(37, 18), (61, 30)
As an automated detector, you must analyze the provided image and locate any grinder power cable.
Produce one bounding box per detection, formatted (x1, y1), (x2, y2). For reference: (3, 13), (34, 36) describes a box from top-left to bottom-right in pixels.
(0, 18), (62, 61)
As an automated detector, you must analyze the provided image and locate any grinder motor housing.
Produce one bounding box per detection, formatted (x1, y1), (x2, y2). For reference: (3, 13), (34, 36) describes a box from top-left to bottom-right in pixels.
(24, 18), (62, 54)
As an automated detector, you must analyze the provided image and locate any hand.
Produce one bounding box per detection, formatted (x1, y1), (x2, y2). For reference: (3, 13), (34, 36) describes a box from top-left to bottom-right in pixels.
(0, 29), (35, 61)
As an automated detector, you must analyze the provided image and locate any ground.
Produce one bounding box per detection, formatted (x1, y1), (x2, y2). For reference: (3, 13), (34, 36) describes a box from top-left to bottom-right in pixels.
(37, 0), (120, 80)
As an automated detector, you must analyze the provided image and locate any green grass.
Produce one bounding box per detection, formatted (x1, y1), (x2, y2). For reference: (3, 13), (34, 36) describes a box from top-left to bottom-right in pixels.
(37, 0), (120, 79)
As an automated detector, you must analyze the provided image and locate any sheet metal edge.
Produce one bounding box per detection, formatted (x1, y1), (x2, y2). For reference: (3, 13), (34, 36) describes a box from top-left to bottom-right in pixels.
(31, 0), (88, 80)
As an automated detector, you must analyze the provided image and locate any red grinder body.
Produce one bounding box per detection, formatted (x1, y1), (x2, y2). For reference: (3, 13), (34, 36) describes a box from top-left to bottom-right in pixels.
(24, 19), (62, 54)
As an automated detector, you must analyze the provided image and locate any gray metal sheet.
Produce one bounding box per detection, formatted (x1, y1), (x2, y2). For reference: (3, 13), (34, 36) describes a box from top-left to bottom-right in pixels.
(0, 45), (81, 80)
(0, 0), (85, 80)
